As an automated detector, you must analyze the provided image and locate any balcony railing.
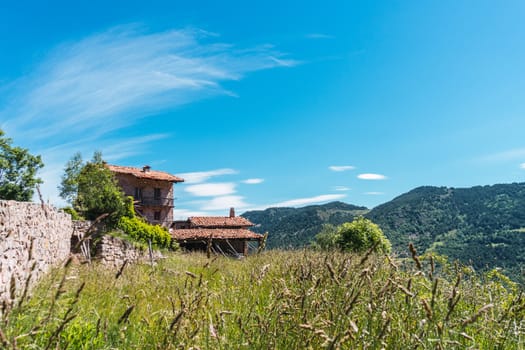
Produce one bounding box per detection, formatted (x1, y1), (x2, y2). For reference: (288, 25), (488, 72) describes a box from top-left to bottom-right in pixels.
(136, 197), (174, 207)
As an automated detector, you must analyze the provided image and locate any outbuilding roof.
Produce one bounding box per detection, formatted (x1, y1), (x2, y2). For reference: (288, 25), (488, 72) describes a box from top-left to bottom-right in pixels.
(188, 216), (254, 227)
(107, 164), (184, 183)
(172, 228), (263, 241)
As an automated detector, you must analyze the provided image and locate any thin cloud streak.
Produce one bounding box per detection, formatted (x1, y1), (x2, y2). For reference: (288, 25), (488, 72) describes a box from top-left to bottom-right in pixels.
(185, 182), (236, 197)
(242, 178), (264, 184)
(172, 208), (211, 220)
(268, 194), (346, 208)
(178, 168), (238, 184)
(201, 195), (249, 211)
(305, 33), (334, 39)
(329, 165), (355, 172)
(479, 148), (525, 163)
(357, 173), (387, 180)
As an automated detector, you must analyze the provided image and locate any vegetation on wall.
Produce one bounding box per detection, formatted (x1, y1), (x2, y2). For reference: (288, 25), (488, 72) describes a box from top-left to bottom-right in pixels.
(117, 199), (173, 249)
(0, 128), (44, 201)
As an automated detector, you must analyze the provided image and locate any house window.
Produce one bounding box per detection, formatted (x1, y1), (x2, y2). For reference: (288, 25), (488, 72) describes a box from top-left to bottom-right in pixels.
(154, 211), (161, 221)
(154, 188), (161, 200)
(134, 187), (142, 200)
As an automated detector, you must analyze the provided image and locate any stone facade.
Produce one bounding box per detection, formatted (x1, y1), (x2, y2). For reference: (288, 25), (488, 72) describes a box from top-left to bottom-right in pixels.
(113, 173), (175, 227)
(0, 200), (72, 306)
(94, 235), (162, 267)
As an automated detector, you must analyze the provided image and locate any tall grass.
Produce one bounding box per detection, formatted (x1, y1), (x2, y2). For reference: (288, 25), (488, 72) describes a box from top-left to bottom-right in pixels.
(2, 249), (524, 349)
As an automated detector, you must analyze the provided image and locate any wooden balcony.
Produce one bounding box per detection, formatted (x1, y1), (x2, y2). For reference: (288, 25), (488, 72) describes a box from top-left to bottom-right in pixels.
(136, 196), (174, 207)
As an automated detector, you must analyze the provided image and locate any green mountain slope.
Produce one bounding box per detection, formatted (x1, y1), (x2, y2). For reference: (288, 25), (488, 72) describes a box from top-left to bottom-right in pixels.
(243, 183), (525, 280)
(366, 183), (525, 278)
(242, 201), (368, 249)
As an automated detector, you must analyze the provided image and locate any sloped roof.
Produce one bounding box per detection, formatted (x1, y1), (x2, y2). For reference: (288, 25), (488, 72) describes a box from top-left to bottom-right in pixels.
(172, 228), (263, 241)
(107, 164), (184, 183)
(189, 216), (253, 227)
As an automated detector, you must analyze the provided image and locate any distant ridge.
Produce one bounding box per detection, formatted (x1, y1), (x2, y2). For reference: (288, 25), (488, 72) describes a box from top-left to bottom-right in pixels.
(243, 183), (525, 280)
(242, 201), (368, 249)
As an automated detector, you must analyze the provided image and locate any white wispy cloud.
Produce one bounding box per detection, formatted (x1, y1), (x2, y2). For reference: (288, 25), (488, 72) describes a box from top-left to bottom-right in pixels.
(268, 194), (346, 208)
(100, 134), (170, 161)
(334, 186), (350, 191)
(242, 178), (264, 184)
(520, 163), (525, 169)
(2, 25), (297, 141)
(357, 173), (387, 180)
(172, 208), (211, 220)
(201, 195), (250, 211)
(479, 148), (525, 162)
(364, 191), (384, 195)
(185, 182), (236, 197)
(329, 165), (355, 172)
(0, 25), (296, 204)
(305, 33), (334, 39)
(178, 168), (238, 184)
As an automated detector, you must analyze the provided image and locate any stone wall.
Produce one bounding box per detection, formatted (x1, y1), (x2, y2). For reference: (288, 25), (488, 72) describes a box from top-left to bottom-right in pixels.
(0, 200), (72, 306)
(95, 235), (162, 267)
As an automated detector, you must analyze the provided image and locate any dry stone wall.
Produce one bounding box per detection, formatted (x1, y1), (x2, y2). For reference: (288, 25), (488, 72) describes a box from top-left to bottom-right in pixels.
(95, 235), (163, 267)
(0, 200), (72, 306)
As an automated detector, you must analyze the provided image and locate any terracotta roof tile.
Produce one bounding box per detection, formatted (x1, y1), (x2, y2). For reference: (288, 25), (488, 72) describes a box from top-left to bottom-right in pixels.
(189, 216), (253, 227)
(107, 164), (184, 183)
(172, 228), (263, 240)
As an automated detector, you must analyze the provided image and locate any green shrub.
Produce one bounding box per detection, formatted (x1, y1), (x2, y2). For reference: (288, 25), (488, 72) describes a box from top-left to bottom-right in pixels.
(117, 216), (173, 249)
(312, 217), (391, 254)
(62, 206), (83, 220)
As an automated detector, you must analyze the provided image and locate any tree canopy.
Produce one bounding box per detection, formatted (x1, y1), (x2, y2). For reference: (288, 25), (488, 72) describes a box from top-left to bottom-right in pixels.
(313, 217), (391, 254)
(337, 217), (391, 254)
(58, 152), (83, 204)
(60, 152), (127, 225)
(0, 129), (44, 201)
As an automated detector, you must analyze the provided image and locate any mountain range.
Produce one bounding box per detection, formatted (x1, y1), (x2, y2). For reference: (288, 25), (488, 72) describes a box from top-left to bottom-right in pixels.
(242, 183), (525, 281)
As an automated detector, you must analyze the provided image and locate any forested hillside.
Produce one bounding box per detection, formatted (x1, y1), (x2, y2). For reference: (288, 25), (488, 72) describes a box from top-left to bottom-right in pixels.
(367, 183), (525, 279)
(242, 202), (368, 248)
(244, 183), (525, 280)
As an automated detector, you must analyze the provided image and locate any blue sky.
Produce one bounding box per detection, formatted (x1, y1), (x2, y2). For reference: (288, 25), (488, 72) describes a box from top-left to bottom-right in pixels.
(2, 1), (525, 218)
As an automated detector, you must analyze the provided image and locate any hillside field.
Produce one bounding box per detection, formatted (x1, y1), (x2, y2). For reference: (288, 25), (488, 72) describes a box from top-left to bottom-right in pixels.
(2, 250), (525, 349)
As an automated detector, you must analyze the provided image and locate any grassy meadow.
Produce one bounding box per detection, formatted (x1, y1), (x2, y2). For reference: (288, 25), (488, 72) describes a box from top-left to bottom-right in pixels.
(2, 249), (525, 349)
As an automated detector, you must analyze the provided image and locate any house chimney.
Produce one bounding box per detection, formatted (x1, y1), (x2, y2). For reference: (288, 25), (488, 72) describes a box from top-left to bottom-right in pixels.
(229, 207), (235, 218)
(143, 165), (151, 173)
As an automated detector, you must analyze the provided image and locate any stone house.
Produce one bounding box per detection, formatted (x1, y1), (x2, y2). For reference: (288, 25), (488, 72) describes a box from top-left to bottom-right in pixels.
(107, 164), (184, 227)
(171, 208), (263, 256)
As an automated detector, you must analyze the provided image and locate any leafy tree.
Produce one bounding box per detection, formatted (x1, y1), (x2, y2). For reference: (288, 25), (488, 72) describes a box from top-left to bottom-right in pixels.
(0, 129), (44, 201)
(58, 152), (83, 204)
(337, 217), (391, 254)
(74, 160), (127, 225)
(312, 224), (339, 250)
